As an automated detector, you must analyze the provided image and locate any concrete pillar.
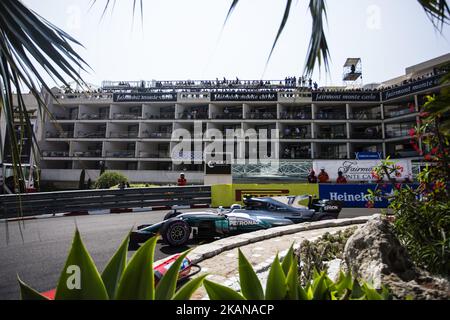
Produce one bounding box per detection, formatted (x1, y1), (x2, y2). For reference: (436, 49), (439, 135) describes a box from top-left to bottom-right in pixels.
(414, 95), (419, 112)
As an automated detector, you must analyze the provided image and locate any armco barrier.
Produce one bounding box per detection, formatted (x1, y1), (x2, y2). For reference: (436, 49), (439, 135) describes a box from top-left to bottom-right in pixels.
(318, 183), (418, 208)
(211, 184), (319, 207)
(0, 186), (211, 219)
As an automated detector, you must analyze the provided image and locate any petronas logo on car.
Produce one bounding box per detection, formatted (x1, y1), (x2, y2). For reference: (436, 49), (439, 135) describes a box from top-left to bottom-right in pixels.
(229, 219), (260, 226)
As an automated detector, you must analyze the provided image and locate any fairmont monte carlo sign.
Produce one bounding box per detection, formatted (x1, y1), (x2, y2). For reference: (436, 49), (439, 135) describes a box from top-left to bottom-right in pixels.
(113, 92), (178, 102)
(312, 91), (380, 102)
(382, 74), (441, 101)
(211, 92), (278, 102)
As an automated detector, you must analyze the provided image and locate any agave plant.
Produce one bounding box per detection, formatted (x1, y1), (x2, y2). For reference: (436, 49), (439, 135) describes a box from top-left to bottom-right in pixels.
(18, 231), (206, 300)
(203, 246), (391, 300)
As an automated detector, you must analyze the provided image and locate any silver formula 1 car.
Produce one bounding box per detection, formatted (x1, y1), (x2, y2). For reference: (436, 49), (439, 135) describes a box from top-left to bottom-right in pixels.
(130, 195), (342, 247)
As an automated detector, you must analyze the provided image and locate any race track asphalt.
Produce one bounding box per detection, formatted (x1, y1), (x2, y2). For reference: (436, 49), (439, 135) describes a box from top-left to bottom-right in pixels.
(0, 208), (378, 300)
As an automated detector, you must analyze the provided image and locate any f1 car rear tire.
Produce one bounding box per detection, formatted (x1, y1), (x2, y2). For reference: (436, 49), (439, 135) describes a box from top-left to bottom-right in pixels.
(161, 219), (191, 247)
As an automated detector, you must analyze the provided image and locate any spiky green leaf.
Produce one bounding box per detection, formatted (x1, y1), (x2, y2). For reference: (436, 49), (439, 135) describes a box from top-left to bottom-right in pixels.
(238, 249), (264, 300)
(54, 229), (108, 300)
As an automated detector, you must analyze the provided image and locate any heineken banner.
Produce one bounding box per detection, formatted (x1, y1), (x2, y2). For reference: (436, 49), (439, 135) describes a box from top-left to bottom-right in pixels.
(312, 91), (380, 102)
(211, 92), (278, 102)
(113, 92), (177, 102)
(319, 183), (419, 208)
(382, 75), (440, 101)
(313, 159), (412, 182)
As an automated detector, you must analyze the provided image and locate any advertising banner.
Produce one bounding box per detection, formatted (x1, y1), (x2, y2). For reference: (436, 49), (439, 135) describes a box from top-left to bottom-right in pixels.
(113, 92), (177, 102)
(319, 184), (419, 208)
(313, 159), (412, 182)
(355, 152), (381, 160)
(319, 184), (390, 208)
(382, 75), (440, 101)
(312, 91), (380, 102)
(211, 92), (278, 102)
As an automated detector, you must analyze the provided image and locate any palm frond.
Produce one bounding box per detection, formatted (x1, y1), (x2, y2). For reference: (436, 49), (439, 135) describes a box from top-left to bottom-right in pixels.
(223, 0), (240, 27)
(0, 0), (88, 193)
(91, 0), (143, 25)
(304, 0), (330, 76)
(266, 0), (293, 66)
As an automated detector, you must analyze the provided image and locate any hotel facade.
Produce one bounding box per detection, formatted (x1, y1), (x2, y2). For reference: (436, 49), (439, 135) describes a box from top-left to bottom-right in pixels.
(6, 54), (450, 187)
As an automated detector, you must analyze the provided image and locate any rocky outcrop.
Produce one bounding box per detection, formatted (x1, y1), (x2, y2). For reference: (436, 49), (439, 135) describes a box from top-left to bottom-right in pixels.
(344, 217), (450, 300)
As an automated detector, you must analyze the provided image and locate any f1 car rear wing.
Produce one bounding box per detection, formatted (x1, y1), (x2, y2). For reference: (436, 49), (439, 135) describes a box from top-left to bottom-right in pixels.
(269, 195), (312, 209)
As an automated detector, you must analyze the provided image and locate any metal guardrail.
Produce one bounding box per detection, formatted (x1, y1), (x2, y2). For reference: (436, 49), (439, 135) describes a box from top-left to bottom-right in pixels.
(0, 186), (211, 219)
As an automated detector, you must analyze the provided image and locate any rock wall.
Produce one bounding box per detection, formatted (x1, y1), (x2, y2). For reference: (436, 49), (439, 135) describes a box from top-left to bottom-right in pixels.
(344, 216), (450, 300)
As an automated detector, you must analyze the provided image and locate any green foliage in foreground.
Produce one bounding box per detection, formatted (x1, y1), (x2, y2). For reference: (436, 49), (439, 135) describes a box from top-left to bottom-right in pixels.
(18, 233), (389, 300)
(204, 246), (391, 300)
(18, 232), (205, 300)
(95, 171), (128, 189)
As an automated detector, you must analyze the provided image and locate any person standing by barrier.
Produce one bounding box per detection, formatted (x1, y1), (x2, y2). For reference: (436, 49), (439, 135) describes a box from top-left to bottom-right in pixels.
(308, 170), (318, 183)
(318, 168), (330, 183)
(336, 171), (348, 184)
(178, 173), (187, 186)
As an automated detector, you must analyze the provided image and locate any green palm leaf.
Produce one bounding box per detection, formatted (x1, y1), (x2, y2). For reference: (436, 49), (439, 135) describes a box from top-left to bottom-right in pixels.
(0, 0), (87, 199)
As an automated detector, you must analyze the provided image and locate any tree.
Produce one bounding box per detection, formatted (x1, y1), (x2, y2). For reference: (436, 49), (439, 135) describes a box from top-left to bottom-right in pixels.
(0, 0), (449, 192)
(95, 171), (128, 189)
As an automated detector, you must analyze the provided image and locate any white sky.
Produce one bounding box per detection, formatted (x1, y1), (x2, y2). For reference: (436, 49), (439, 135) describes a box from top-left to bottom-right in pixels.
(23, 0), (450, 87)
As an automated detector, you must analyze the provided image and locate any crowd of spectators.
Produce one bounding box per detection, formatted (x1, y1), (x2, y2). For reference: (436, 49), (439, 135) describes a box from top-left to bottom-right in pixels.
(102, 76), (321, 93)
(378, 69), (446, 90)
(55, 68), (446, 100)
(313, 69), (445, 93)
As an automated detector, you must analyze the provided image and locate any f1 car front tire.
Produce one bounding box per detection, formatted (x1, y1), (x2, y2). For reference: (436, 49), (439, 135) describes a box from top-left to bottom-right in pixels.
(161, 219), (191, 247)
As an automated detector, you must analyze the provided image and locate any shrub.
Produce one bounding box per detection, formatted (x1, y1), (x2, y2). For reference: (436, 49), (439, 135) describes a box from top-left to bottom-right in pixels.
(203, 246), (390, 300)
(296, 228), (357, 285)
(95, 171), (128, 189)
(367, 82), (450, 276)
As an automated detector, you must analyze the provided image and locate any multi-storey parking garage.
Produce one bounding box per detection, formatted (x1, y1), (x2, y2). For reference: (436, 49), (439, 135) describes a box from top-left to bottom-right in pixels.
(9, 53), (449, 187)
